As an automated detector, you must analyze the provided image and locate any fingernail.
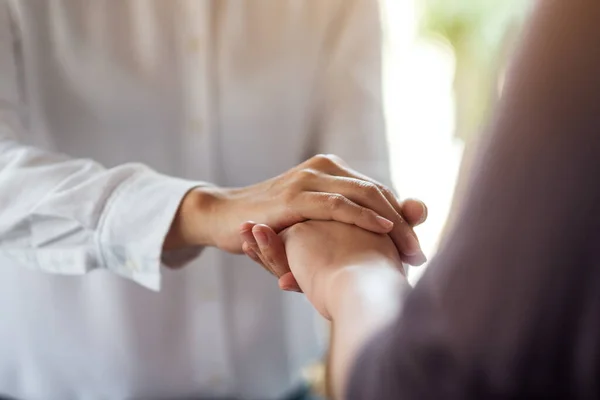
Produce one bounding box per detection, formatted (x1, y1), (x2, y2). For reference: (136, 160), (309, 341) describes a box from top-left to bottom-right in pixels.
(404, 233), (421, 256)
(284, 286), (302, 293)
(414, 251), (428, 266)
(241, 230), (256, 245)
(418, 202), (428, 224)
(254, 231), (269, 247)
(376, 216), (394, 231)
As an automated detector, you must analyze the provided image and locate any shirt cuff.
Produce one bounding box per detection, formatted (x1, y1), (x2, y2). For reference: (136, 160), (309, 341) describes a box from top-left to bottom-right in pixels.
(96, 171), (205, 290)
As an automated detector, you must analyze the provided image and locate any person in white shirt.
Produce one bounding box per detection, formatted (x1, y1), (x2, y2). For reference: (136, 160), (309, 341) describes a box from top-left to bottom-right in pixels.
(0, 1), (426, 399)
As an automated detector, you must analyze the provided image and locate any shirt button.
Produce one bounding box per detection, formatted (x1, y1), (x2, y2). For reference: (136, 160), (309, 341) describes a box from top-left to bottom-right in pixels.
(189, 119), (203, 135)
(201, 288), (217, 302)
(188, 37), (202, 53)
(208, 374), (223, 387)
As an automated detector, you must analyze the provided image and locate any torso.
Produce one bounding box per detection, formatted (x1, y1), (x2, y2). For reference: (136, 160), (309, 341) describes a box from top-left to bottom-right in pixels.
(0, 1), (337, 398)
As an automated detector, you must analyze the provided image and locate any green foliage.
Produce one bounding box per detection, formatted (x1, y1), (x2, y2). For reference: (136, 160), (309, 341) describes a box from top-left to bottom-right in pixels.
(421, 0), (530, 61)
(418, 1), (531, 141)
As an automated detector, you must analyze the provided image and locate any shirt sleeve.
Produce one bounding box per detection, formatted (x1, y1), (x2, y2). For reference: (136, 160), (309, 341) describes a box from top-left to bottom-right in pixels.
(310, 0), (392, 188)
(0, 2), (203, 290)
(348, 0), (600, 398)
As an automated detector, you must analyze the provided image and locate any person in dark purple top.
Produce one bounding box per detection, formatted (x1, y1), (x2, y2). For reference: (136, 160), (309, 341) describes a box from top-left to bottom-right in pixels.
(241, 0), (600, 398)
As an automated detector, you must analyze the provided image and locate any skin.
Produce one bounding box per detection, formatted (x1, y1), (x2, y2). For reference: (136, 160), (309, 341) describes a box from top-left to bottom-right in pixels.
(250, 221), (409, 398)
(243, 1), (600, 398)
(164, 154), (428, 281)
(240, 198), (427, 291)
(240, 2), (600, 398)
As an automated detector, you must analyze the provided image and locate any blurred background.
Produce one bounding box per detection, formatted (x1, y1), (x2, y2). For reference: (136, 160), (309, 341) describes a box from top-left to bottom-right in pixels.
(381, 0), (531, 282)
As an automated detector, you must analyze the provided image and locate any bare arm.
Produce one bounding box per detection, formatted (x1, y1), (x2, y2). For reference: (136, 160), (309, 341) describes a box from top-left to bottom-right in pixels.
(326, 262), (408, 399)
(259, 221), (410, 398)
(0, 0), (416, 290)
(346, 0), (600, 398)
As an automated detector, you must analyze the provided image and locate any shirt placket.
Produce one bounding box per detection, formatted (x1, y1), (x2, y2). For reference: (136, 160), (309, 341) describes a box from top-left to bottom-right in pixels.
(179, 0), (232, 395)
(181, 1), (213, 182)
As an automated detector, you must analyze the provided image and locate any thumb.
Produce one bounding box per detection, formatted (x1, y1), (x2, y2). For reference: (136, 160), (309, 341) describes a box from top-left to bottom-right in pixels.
(401, 199), (428, 227)
(278, 272), (302, 293)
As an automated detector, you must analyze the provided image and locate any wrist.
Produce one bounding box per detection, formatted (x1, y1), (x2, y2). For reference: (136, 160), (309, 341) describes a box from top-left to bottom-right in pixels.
(164, 186), (224, 250)
(325, 258), (408, 399)
(326, 257), (406, 322)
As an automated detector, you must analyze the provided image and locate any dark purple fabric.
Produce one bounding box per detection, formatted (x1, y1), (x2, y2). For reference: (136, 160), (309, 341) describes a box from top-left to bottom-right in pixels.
(348, 0), (600, 398)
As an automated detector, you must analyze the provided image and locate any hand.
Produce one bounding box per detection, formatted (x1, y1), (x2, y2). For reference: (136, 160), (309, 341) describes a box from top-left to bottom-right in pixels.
(166, 154), (426, 259)
(240, 197), (426, 291)
(273, 221), (404, 320)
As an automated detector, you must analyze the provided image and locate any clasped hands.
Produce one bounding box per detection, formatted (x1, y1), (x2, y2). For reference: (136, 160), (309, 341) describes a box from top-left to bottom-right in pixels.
(166, 153), (426, 320)
(227, 155), (427, 320)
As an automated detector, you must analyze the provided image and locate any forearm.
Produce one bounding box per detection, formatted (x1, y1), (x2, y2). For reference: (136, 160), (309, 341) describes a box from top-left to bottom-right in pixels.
(0, 139), (201, 288)
(328, 263), (410, 399)
(1, 3), (208, 286)
(163, 186), (221, 251)
(344, 1), (600, 398)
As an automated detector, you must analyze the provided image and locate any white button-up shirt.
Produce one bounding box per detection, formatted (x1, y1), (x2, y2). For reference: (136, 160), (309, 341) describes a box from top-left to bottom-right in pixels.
(0, 1), (390, 399)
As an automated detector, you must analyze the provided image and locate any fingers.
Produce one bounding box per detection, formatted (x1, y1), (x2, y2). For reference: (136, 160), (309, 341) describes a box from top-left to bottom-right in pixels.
(301, 156), (425, 226)
(241, 221), (276, 275)
(278, 272), (302, 292)
(301, 156), (427, 264)
(240, 222), (302, 292)
(301, 175), (423, 260)
(242, 241), (267, 269)
(399, 199), (427, 265)
(401, 254), (427, 268)
(251, 154), (428, 269)
(401, 199), (428, 227)
(240, 221), (258, 243)
(243, 239), (302, 292)
(251, 224), (291, 278)
(294, 192), (395, 234)
(311, 156), (405, 214)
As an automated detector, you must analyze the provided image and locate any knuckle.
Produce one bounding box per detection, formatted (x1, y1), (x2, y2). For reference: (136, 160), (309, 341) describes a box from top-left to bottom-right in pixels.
(296, 168), (319, 182)
(310, 154), (337, 169)
(351, 180), (380, 200)
(326, 194), (346, 211)
(289, 168), (316, 191)
(362, 182), (381, 198)
(357, 206), (372, 219)
(310, 154), (329, 164)
(379, 185), (396, 200)
(325, 153), (344, 164)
